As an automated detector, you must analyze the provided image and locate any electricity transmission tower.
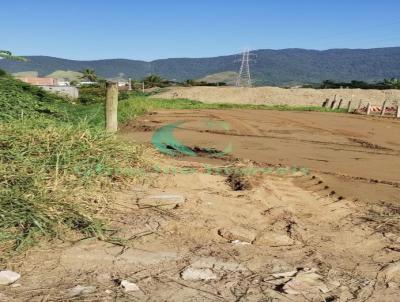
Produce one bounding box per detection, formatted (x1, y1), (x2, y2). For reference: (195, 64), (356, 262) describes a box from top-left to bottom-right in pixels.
(235, 49), (254, 87)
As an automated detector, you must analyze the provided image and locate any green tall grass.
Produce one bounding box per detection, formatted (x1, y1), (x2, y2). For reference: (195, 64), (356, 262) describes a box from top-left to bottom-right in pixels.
(0, 77), (148, 260)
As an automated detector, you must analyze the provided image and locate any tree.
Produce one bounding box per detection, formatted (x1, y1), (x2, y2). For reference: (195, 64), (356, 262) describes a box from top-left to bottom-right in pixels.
(0, 50), (27, 61)
(143, 74), (164, 88)
(80, 68), (97, 82)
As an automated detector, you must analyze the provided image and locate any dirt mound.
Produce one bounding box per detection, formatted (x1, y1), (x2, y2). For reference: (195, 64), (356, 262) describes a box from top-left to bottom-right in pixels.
(154, 86), (400, 107)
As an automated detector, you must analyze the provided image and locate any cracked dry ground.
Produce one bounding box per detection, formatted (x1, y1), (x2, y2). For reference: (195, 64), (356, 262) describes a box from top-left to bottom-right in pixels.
(3, 161), (400, 301)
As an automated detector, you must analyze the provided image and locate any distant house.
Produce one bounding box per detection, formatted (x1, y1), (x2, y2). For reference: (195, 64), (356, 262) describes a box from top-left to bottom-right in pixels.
(16, 76), (57, 86)
(15, 76), (78, 99)
(57, 79), (70, 86)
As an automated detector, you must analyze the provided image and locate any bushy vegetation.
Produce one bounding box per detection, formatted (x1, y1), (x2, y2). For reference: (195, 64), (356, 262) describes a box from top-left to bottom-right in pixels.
(0, 75), (67, 120)
(0, 75), (147, 260)
(304, 79), (400, 90)
(78, 82), (129, 104)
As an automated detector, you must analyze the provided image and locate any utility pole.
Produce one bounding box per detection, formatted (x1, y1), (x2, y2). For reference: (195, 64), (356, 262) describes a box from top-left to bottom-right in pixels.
(235, 49), (254, 87)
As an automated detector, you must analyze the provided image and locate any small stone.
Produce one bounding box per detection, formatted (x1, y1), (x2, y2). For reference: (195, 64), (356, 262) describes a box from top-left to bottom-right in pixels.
(120, 280), (140, 292)
(382, 261), (400, 283)
(67, 285), (96, 297)
(105, 289), (112, 294)
(256, 233), (295, 246)
(0, 270), (21, 285)
(387, 282), (398, 289)
(282, 269), (329, 295)
(11, 283), (21, 288)
(181, 267), (218, 281)
(231, 240), (251, 245)
(218, 227), (255, 243)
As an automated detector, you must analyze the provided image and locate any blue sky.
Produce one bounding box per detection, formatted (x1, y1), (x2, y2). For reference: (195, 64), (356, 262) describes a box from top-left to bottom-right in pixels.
(1, 0), (400, 61)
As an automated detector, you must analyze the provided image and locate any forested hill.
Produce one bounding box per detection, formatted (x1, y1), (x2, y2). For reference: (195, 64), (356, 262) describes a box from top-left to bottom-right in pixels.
(1, 47), (400, 86)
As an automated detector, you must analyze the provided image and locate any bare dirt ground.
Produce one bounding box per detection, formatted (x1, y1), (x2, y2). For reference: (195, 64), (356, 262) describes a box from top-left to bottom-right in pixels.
(154, 86), (400, 107)
(3, 110), (400, 301)
(123, 109), (400, 206)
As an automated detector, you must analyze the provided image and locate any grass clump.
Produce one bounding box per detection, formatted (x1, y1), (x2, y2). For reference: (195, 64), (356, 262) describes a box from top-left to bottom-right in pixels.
(0, 118), (146, 259)
(0, 76), (148, 260)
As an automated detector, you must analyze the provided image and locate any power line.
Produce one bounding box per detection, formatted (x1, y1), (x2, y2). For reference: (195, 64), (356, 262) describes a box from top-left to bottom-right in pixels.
(236, 49), (255, 87)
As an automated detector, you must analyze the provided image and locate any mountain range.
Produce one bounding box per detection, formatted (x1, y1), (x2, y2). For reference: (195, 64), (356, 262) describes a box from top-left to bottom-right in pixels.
(1, 47), (400, 86)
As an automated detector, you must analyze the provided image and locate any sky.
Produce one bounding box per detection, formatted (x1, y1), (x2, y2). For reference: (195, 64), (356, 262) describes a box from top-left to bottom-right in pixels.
(1, 0), (400, 61)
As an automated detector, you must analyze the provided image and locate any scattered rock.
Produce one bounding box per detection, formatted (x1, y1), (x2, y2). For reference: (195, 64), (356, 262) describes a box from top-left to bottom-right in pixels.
(382, 261), (400, 283)
(181, 256), (247, 282)
(281, 269), (329, 295)
(67, 285), (96, 297)
(218, 227), (255, 243)
(387, 282), (398, 289)
(121, 280), (140, 292)
(256, 232), (295, 246)
(139, 194), (185, 209)
(0, 270), (21, 285)
(191, 257), (247, 272)
(231, 240), (251, 245)
(181, 267), (218, 281)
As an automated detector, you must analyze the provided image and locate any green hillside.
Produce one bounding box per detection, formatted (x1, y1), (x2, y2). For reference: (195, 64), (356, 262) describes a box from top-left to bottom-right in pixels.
(46, 70), (83, 81)
(2, 47), (400, 86)
(197, 71), (238, 85)
(12, 71), (38, 77)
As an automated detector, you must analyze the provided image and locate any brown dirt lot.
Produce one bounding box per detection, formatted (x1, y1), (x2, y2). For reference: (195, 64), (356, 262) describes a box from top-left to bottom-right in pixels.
(154, 86), (400, 107)
(3, 110), (400, 301)
(123, 109), (400, 206)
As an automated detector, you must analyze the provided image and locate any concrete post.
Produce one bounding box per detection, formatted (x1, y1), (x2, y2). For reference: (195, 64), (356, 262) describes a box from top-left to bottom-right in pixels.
(366, 103), (371, 115)
(357, 100), (362, 111)
(106, 81), (118, 133)
(397, 105), (400, 118)
(380, 101), (387, 116)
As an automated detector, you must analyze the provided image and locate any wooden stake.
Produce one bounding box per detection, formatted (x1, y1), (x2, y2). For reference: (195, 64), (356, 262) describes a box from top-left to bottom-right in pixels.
(380, 100), (387, 116)
(322, 98), (329, 108)
(347, 101), (352, 113)
(338, 99), (343, 109)
(106, 81), (118, 133)
(366, 103), (371, 115)
(397, 105), (400, 118)
(330, 100), (336, 109)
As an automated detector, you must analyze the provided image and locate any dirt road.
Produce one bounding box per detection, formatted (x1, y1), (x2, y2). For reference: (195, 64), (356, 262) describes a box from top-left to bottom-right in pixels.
(122, 109), (400, 206)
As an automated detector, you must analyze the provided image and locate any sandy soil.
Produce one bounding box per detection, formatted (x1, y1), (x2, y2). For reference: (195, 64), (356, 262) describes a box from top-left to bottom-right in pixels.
(3, 110), (400, 301)
(3, 164), (399, 301)
(123, 109), (400, 206)
(154, 86), (400, 107)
